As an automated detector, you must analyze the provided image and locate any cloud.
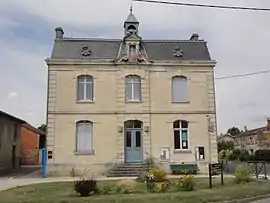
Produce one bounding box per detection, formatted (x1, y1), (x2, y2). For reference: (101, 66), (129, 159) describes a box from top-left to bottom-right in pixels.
(0, 0), (270, 131)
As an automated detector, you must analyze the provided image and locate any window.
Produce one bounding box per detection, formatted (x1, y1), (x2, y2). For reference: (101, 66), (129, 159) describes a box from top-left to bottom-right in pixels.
(77, 75), (93, 101)
(76, 121), (93, 153)
(125, 75), (141, 101)
(195, 147), (205, 160)
(173, 120), (189, 150)
(171, 76), (188, 102)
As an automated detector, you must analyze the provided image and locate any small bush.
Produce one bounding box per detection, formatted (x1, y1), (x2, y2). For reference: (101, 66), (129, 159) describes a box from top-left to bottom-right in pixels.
(136, 171), (147, 182)
(74, 179), (97, 197)
(156, 181), (171, 193)
(98, 184), (113, 195)
(149, 168), (167, 182)
(175, 175), (195, 191)
(235, 165), (252, 184)
(116, 180), (135, 194)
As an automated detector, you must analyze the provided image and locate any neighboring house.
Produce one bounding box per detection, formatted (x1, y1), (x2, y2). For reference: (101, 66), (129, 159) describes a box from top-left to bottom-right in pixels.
(233, 118), (270, 154)
(217, 133), (234, 143)
(20, 123), (44, 165)
(45, 10), (218, 175)
(0, 110), (25, 174)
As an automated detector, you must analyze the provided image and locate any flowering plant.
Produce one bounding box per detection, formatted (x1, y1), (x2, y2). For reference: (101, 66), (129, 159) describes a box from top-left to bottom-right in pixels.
(175, 174), (194, 191)
(144, 172), (156, 192)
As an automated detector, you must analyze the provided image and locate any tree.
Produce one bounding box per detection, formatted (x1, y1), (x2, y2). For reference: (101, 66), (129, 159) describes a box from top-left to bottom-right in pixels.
(218, 140), (234, 152)
(38, 124), (46, 149)
(227, 127), (241, 136)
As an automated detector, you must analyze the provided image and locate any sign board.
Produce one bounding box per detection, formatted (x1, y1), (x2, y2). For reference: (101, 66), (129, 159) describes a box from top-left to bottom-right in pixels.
(211, 163), (222, 176)
(208, 162), (224, 188)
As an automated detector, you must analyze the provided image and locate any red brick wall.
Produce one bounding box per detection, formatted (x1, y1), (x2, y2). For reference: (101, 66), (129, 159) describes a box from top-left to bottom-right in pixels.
(20, 125), (39, 165)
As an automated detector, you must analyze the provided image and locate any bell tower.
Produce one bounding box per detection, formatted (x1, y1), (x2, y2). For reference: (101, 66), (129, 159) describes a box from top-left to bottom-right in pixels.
(124, 7), (139, 36)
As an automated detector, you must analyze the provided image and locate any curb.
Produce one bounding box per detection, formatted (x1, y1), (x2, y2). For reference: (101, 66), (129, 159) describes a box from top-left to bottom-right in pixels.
(216, 194), (270, 203)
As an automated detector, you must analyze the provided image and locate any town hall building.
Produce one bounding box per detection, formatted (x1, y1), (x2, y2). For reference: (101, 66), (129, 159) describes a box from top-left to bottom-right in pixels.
(45, 9), (218, 176)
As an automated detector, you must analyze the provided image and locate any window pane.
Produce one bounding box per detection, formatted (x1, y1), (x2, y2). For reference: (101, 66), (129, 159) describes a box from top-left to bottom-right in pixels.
(199, 147), (205, 159)
(181, 130), (188, 149)
(126, 131), (131, 147)
(173, 121), (179, 128)
(181, 130), (188, 141)
(85, 76), (92, 82)
(134, 120), (142, 128)
(78, 76), (85, 83)
(134, 83), (141, 100)
(86, 83), (93, 100)
(181, 121), (188, 128)
(133, 76), (140, 83)
(126, 76), (132, 83)
(76, 122), (92, 152)
(135, 131), (141, 147)
(172, 76), (187, 101)
(174, 130), (180, 149)
(77, 83), (85, 100)
(126, 83), (132, 100)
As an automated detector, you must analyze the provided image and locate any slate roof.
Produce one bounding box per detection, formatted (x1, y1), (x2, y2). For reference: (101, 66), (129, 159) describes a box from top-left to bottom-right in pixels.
(51, 38), (212, 61)
(233, 127), (266, 138)
(125, 12), (139, 24)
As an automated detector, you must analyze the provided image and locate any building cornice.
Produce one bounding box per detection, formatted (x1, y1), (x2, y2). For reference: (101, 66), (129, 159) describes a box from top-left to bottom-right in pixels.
(45, 58), (217, 68)
(48, 110), (216, 115)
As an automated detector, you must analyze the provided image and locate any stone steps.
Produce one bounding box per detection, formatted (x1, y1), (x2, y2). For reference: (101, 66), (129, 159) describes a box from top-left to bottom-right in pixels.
(107, 163), (147, 177)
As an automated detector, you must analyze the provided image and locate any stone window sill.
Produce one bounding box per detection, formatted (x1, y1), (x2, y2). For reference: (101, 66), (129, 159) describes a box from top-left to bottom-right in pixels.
(125, 100), (142, 103)
(173, 149), (192, 154)
(76, 100), (95, 104)
(74, 150), (95, 155)
(171, 101), (190, 104)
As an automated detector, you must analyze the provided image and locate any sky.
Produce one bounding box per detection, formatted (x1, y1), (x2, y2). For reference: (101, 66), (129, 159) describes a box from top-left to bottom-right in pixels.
(0, 0), (270, 134)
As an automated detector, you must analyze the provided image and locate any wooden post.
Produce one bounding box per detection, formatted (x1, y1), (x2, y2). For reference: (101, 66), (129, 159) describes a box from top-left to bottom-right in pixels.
(255, 163), (258, 179)
(209, 164), (212, 189)
(221, 162), (224, 185)
(264, 162), (267, 180)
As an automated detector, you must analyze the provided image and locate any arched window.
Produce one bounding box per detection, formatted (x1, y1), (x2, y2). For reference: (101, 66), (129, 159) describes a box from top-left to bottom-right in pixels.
(171, 76), (188, 102)
(125, 75), (141, 101)
(77, 75), (93, 101)
(173, 120), (189, 150)
(76, 121), (93, 152)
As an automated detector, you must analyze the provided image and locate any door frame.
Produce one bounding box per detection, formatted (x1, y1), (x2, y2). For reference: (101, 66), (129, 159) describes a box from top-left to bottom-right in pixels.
(124, 128), (143, 163)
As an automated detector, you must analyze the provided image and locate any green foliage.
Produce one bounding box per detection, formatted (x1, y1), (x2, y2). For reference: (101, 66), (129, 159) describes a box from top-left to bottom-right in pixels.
(234, 165), (252, 184)
(97, 184), (113, 195)
(149, 168), (167, 182)
(155, 181), (171, 193)
(115, 180), (135, 194)
(136, 171), (147, 182)
(227, 127), (241, 136)
(73, 179), (97, 197)
(175, 174), (195, 191)
(254, 150), (270, 162)
(239, 150), (250, 162)
(218, 140), (235, 152)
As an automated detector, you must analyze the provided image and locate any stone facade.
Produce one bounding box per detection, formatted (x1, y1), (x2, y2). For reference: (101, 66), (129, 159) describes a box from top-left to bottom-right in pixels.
(45, 10), (218, 176)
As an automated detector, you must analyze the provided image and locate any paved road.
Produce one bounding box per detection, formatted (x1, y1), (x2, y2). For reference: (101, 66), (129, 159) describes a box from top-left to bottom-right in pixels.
(251, 198), (270, 203)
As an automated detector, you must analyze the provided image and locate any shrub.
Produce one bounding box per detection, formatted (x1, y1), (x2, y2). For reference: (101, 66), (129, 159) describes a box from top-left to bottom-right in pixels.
(74, 179), (97, 197)
(239, 150), (251, 162)
(156, 181), (171, 193)
(234, 164), (252, 184)
(97, 183), (113, 195)
(175, 175), (195, 191)
(136, 171), (147, 182)
(149, 168), (167, 182)
(255, 150), (270, 162)
(116, 180), (135, 194)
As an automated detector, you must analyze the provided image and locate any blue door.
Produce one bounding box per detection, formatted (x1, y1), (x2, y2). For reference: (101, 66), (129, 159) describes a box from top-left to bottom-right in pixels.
(125, 130), (142, 163)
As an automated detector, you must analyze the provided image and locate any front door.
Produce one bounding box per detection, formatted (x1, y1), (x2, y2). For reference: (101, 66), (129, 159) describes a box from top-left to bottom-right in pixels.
(125, 130), (142, 163)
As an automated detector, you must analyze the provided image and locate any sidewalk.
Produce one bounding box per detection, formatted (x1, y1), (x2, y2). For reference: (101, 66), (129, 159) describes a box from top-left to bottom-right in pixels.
(0, 174), (234, 191)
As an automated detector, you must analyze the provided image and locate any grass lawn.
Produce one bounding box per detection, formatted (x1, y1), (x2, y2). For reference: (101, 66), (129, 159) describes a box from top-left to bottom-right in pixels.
(1, 178), (270, 203)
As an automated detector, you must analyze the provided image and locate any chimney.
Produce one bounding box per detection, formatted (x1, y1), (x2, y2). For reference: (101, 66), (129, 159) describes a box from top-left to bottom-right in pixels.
(244, 126), (248, 132)
(267, 118), (270, 130)
(55, 27), (64, 39)
(190, 33), (199, 41)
